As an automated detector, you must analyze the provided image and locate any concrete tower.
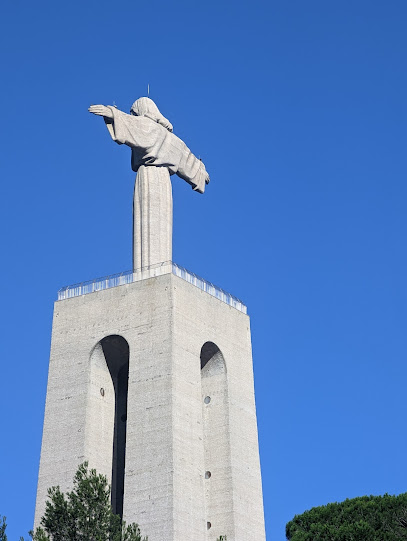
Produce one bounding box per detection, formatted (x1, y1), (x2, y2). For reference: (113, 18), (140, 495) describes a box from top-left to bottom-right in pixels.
(34, 98), (266, 540)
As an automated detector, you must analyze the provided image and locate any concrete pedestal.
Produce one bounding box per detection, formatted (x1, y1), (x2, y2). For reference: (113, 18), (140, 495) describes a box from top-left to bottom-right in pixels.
(133, 166), (172, 271)
(35, 272), (265, 541)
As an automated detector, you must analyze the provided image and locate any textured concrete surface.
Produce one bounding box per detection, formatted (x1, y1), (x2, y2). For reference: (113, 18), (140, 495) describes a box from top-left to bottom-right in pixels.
(133, 166), (172, 271)
(35, 273), (265, 540)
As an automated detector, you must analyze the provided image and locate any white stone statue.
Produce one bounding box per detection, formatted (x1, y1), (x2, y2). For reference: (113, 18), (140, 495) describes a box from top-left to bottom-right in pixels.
(89, 98), (210, 272)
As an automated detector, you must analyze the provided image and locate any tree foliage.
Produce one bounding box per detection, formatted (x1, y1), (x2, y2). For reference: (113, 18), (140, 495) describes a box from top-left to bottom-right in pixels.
(4, 463), (226, 540)
(0, 517), (7, 541)
(286, 493), (407, 541)
(0, 516), (27, 541)
(32, 462), (147, 541)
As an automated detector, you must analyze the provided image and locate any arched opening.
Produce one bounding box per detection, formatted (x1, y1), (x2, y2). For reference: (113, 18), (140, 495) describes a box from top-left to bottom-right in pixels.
(88, 335), (129, 518)
(201, 341), (226, 377)
(100, 335), (129, 518)
(200, 341), (232, 537)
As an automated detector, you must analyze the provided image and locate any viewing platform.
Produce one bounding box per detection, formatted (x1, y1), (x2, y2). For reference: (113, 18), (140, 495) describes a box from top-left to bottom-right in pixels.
(57, 262), (247, 314)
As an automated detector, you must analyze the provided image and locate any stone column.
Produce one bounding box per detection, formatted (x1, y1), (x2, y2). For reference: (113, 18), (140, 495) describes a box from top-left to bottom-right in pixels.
(133, 165), (173, 271)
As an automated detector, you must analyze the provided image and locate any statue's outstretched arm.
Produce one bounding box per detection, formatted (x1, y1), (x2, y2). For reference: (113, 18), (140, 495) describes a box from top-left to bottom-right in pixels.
(88, 105), (114, 119)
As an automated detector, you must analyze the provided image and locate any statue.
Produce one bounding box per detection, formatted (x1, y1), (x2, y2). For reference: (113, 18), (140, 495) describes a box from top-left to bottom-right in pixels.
(89, 98), (210, 272)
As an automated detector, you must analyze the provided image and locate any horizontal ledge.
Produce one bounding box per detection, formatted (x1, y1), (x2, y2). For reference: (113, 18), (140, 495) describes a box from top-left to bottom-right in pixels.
(57, 262), (247, 314)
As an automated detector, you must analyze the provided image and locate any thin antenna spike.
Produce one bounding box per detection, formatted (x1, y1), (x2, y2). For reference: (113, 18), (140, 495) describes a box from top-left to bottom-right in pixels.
(147, 84), (150, 97)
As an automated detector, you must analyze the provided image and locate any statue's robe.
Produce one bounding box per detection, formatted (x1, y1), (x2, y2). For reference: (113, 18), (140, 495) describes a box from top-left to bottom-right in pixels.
(104, 107), (209, 193)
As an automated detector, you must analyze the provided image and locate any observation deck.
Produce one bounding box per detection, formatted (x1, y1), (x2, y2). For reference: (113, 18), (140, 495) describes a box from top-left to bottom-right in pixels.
(57, 262), (247, 314)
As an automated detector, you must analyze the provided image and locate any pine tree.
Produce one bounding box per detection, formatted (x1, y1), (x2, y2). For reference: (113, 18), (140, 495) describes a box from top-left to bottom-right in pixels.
(32, 462), (147, 541)
(286, 493), (407, 541)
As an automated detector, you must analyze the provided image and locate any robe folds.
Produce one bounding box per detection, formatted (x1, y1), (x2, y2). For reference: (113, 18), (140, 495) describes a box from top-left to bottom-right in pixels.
(104, 107), (210, 193)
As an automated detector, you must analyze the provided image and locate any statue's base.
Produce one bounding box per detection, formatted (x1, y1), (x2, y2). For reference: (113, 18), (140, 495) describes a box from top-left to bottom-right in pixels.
(57, 262), (247, 314)
(133, 261), (172, 281)
(35, 270), (265, 540)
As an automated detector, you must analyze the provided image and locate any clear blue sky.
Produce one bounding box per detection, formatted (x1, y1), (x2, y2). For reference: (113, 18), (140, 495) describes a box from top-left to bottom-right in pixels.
(0, 1), (406, 539)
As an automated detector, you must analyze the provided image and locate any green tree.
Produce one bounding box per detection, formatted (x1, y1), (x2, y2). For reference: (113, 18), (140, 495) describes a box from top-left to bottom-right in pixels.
(0, 516), (27, 541)
(286, 493), (407, 541)
(32, 462), (147, 541)
(0, 517), (7, 541)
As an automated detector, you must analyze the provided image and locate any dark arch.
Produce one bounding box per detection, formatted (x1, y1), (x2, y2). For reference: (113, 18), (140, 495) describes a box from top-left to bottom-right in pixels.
(200, 341), (226, 377)
(100, 335), (129, 518)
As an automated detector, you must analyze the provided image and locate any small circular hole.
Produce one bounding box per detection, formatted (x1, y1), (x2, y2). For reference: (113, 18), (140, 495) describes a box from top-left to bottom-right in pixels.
(207, 521), (211, 530)
(205, 471), (211, 479)
(204, 396), (211, 404)
(100, 388), (105, 397)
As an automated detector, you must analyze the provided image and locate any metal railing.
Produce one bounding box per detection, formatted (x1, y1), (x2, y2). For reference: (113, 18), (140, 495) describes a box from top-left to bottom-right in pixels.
(171, 263), (247, 313)
(57, 262), (247, 314)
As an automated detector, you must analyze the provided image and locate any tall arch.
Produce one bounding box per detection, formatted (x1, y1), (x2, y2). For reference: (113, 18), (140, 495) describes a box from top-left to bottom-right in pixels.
(200, 342), (233, 539)
(87, 335), (129, 518)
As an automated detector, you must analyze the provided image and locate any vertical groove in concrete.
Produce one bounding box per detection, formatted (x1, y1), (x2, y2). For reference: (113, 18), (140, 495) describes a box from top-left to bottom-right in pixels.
(133, 177), (141, 271)
(201, 344), (234, 540)
(101, 335), (130, 517)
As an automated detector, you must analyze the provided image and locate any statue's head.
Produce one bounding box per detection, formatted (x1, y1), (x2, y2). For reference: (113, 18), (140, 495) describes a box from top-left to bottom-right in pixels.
(130, 97), (173, 133)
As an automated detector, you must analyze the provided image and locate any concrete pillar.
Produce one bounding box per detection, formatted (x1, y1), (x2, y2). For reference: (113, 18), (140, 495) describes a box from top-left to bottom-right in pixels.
(133, 165), (172, 271)
(34, 272), (266, 541)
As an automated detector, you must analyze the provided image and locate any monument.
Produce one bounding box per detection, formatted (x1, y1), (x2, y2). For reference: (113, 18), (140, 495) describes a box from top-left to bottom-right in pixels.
(34, 97), (266, 540)
(89, 98), (209, 271)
